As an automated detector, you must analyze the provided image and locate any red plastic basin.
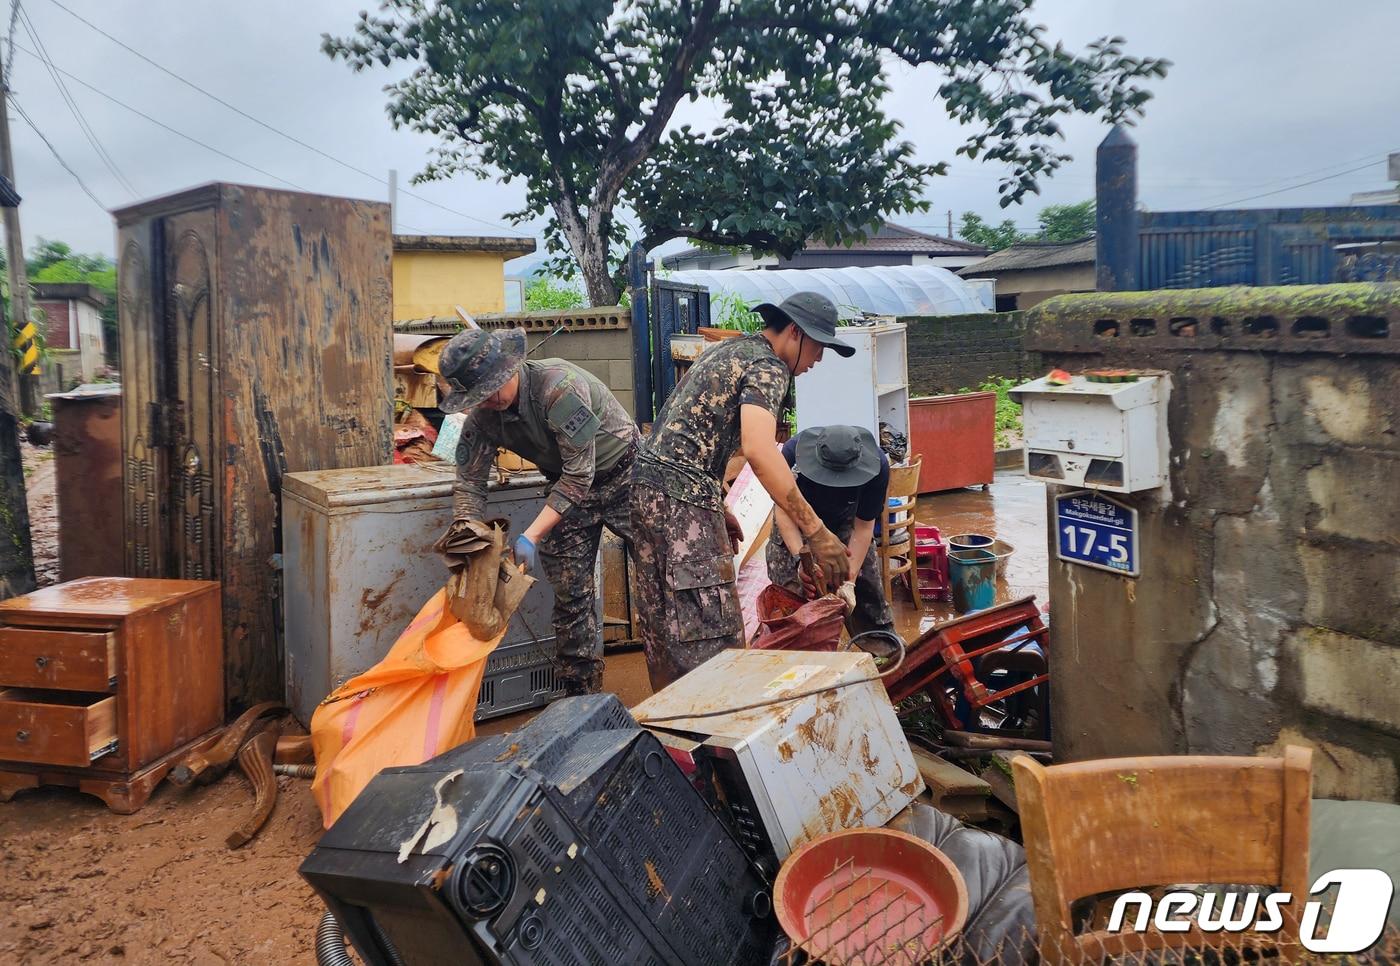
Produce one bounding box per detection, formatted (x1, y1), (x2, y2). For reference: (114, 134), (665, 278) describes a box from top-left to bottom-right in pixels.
(774, 827), (968, 964)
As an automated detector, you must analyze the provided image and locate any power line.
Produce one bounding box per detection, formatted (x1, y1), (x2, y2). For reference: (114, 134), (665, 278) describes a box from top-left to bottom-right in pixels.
(1203, 157), (1391, 210)
(8, 93), (105, 208)
(43, 0), (529, 237)
(13, 40), (309, 191)
(1191, 149), (1397, 208)
(18, 5), (137, 197)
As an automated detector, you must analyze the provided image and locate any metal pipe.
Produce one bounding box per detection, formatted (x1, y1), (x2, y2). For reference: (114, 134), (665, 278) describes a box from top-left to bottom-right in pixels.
(274, 763), (316, 779)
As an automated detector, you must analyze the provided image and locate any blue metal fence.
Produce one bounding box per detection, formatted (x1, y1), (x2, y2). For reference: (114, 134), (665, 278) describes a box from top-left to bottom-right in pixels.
(1133, 205), (1400, 290)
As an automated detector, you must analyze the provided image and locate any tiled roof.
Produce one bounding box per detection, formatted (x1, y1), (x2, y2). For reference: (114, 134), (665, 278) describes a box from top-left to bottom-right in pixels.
(958, 236), (1096, 275)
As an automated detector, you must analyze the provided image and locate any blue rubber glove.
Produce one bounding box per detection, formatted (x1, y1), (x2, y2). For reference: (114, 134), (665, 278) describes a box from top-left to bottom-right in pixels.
(512, 534), (538, 571)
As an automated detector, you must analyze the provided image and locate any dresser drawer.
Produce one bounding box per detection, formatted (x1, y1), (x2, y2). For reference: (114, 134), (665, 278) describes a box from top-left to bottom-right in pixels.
(0, 688), (118, 767)
(0, 627), (117, 691)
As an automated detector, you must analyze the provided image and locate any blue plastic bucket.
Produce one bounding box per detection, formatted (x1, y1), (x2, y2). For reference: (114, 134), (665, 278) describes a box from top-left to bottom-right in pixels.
(947, 533), (994, 552)
(948, 548), (997, 613)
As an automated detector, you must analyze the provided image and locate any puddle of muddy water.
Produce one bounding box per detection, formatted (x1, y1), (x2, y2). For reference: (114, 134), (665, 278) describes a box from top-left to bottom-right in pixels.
(892, 472), (1049, 641)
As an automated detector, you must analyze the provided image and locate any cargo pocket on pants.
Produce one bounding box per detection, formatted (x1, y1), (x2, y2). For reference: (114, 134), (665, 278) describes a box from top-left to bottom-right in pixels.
(666, 554), (742, 643)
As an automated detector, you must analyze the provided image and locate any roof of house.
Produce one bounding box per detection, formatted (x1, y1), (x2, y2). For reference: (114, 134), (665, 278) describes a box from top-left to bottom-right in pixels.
(31, 282), (108, 307)
(958, 236), (1096, 276)
(661, 221), (987, 267)
(393, 234), (537, 257)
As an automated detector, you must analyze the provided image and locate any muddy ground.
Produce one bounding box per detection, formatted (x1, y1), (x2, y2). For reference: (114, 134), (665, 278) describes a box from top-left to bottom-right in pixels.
(0, 777), (326, 965)
(2, 452), (1047, 963)
(22, 441), (59, 588)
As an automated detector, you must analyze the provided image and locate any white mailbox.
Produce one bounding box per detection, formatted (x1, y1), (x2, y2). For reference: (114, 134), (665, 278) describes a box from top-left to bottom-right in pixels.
(1010, 372), (1167, 492)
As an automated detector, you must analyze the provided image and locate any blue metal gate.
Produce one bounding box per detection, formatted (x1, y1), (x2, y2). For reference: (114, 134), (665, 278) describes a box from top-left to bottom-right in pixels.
(626, 242), (712, 423)
(1134, 205), (1400, 289)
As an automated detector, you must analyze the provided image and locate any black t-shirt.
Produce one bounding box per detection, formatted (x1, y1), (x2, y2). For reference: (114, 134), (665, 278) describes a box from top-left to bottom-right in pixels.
(782, 437), (891, 529)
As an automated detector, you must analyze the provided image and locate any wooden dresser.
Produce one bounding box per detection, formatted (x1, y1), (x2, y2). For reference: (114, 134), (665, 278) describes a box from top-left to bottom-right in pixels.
(0, 577), (223, 812)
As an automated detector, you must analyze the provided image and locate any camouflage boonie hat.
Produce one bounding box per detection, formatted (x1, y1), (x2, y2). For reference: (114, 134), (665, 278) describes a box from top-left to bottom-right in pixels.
(437, 328), (527, 413)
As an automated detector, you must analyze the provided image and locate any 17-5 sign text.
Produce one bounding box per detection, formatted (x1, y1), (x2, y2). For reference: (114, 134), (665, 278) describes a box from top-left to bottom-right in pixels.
(1055, 491), (1139, 577)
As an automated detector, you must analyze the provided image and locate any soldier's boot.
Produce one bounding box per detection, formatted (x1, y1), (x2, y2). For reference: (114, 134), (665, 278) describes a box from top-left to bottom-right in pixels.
(558, 663), (604, 697)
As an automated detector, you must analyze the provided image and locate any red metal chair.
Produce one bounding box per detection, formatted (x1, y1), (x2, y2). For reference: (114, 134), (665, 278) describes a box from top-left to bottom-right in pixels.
(883, 595), (1049, 738)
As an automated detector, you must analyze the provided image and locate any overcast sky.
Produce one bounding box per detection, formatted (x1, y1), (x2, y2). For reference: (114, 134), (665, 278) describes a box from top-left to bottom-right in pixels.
(7, 0), (1400, 261)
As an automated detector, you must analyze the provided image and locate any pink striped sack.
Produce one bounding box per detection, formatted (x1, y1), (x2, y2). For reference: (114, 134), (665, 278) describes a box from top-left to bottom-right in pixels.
(310, 588), (501, 828)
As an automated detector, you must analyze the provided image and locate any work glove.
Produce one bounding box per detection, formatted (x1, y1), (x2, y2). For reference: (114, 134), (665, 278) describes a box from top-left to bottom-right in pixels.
(512, 534), (538, 572)
(835, 581), (857, 616)
(805, 525), (848, 595)
(723, 508), (744, 554)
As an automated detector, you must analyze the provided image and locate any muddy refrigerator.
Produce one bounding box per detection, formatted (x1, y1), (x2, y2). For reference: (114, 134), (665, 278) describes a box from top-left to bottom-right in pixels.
(300, 695), (775, 965)
(282, 463), (585, 725)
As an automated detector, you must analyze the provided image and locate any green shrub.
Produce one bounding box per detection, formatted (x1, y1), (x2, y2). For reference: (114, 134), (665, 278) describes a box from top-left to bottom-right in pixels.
(524, 277), (586, 311)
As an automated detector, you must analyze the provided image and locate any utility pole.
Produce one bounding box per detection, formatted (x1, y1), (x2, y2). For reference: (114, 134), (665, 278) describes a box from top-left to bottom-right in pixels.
(388, 169), (397, 234)
(0, 44), (36, 598)
(947, 209), (953, 238)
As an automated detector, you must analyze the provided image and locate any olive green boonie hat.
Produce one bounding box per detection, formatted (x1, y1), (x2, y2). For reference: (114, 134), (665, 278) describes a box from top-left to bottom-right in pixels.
(752, 292), (855, 358)
(437, 328), (527, 413)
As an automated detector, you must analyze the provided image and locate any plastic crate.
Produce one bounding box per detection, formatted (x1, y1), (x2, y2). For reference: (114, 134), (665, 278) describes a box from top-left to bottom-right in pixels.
(475, 636), (563, 722)
(302, 695), (774, 966)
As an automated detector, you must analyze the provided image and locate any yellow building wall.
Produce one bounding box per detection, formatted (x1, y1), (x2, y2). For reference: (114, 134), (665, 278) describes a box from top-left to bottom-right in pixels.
(392, 250), (509, 319)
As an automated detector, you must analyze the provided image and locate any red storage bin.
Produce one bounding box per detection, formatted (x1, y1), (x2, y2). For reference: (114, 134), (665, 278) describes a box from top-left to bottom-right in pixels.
(908, 393), (995, 493)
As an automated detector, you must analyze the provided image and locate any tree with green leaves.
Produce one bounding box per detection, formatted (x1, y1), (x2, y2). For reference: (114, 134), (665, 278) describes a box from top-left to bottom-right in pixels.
(21, 239), (119, 365)
(958, 212), (1025, 252)
(1035, 200), (1095, 242)
(326, 1), (1166, 305)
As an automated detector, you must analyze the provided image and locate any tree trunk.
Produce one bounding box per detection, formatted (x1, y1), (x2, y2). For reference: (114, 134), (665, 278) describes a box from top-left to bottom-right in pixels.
(549, 189), (620, 307)
(573, 229), (619, 306)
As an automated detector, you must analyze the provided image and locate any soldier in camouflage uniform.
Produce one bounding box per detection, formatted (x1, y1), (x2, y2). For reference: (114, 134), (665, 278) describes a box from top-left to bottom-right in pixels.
(437, 327), (638, 695)
(766, 425), (896, 636)
(631, 292), (855, 691)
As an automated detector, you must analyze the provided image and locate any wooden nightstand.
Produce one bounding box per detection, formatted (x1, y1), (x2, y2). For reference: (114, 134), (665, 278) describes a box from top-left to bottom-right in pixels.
(0, 577), (224, 813)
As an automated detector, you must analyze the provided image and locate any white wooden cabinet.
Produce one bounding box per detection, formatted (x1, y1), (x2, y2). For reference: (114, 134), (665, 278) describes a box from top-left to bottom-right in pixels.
(795, 321), (909, 441)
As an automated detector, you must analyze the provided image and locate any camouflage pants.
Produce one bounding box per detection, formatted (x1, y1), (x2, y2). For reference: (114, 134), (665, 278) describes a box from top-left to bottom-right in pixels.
(765, 519), (895, 636)
(629, 483), (744, 692)
(538, 452), (635, 694)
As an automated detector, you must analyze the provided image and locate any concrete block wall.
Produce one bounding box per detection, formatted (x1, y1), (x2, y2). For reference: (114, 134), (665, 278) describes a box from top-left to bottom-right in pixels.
(902, 312), (1040, 396)
(1026, 283), (1400, 802)
(477, 308), (636, 417)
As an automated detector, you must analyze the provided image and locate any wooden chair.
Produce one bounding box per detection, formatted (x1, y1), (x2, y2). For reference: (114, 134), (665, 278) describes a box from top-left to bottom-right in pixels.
(877, 455), (923, 603)
(1013, 747), (1313, 964)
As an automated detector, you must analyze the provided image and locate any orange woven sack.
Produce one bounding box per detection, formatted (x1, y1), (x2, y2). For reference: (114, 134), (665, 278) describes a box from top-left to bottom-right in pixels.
(310, 588), (502, 827)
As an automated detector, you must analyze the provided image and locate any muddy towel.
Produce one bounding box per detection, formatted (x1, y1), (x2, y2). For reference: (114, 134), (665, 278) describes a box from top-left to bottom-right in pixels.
(436, 519), (536, 640)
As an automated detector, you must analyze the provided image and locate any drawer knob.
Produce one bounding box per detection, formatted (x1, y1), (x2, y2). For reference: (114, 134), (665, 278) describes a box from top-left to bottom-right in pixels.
(34, 655), (48, 669)
(15, 729), (29, 743)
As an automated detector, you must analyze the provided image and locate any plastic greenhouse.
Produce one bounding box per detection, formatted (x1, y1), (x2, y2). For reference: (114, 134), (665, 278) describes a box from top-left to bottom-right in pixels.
(664, 264), (988, 318)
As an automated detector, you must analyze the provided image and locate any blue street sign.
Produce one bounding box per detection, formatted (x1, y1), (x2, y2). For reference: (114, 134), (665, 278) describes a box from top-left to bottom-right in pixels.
(1055, 490), (1139, 577)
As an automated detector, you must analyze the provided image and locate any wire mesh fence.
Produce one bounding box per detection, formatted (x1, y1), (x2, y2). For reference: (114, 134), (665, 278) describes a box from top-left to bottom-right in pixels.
(772, 916), (1400, 965)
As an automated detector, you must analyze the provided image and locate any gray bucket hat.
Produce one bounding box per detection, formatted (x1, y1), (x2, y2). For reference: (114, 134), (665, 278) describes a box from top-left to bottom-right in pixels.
(436, 328), (527, 413)
(752, 292), (854, 358)
(794, 425), (882, 487)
